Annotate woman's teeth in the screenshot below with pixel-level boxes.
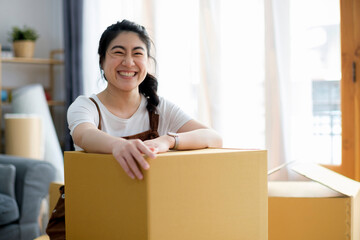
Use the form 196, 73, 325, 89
119, 71, 136, 77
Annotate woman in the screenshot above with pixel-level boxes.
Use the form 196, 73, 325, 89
67, 19, 222, 180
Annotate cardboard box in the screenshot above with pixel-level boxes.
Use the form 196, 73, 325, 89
64, 148, 268, 240
268, 162, 360, 240
48, 181, 63, 216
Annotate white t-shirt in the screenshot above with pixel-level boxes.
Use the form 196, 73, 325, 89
67, 94, 192, 150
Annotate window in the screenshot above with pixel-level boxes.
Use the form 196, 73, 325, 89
287, 0, 341, 165
333, 0, 360, 180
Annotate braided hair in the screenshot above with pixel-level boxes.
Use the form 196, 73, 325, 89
98, 19, 159, 113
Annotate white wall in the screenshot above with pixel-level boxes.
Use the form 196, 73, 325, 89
0, 0, 64, 89
0, 0, 65, 149
0, 0, 64, 58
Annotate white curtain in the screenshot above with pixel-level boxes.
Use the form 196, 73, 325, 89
266, 0, 341, 180
82, 0, 341, 178
219, 1, 265, 149
82, 0, 152, 97
153, 0, 202, 120
265, 0, 290, 178
81, 0, 282, 171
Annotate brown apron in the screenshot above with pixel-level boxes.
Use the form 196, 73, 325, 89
89, 97, 160, 140
46, 97, 159, 240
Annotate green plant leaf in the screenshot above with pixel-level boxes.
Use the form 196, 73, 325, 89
8, 25, 39, 42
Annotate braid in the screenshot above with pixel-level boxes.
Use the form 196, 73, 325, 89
139, 73, 159, 113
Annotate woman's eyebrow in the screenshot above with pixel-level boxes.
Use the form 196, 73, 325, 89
110, 45, 125, 50
133, 46, 145, 51
110, 45, 145, 51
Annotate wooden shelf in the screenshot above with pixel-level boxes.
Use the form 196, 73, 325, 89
0, 47, 65, 152
1, 57, 63, 65
1, 100, 64, 107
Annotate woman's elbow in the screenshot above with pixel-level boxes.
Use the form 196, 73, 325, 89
208, 130, 223, 148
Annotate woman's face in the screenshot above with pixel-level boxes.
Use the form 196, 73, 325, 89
103, 31, 148, 93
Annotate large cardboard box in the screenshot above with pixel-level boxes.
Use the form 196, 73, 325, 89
268, 162, 360, 240
64, 148, 267, 240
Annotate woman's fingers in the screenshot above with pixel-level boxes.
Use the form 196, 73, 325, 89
137, 141, 157, 159
123, 150, 144, 180
113, 139, 156, 180
130, 146, 150, 170
116, 155, 136, 179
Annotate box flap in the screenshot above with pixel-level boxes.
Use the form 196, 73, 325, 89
291, 162, 360, 197
268, 161, 295, 175
268, 181, 345, 198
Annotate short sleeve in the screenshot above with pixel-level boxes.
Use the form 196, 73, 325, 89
157, 97, 192, 135
67, 95, 99, 135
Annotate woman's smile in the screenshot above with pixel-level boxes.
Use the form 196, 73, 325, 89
118, 71, 137, 77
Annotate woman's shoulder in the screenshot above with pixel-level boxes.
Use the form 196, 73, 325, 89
156, 96, 184, 114
157, 96, 169, 112
72, 94, 97, 103
69, 95, 98, 110
157, 95, 175, 108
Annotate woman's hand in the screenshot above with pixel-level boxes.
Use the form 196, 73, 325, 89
144, 135, 174, 153
111, 139, 157, 180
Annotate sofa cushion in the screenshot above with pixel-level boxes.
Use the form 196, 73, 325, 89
0, 193, 19, 226
0, 163, 16, 198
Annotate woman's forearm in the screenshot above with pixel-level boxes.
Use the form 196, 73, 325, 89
176, 128, 223, 150
74, 121, 223, 154
73, 124, 125, 153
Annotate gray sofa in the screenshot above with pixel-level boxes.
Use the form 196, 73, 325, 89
0, 154, 56, 240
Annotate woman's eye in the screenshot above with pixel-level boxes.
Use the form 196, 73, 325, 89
134, 52, 143, 56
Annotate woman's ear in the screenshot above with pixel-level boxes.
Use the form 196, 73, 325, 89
99, 62, 106, 80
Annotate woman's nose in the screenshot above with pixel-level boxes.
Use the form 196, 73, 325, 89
122, 55, 134, 66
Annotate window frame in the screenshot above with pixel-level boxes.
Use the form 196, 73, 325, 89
323, 0, 360, 180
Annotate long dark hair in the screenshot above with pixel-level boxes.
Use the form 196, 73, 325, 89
98, 19, 159, 113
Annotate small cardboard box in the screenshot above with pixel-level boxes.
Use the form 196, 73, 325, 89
48, 181, 63, 216
268, 162, 360, 240
64, 148, 268, 240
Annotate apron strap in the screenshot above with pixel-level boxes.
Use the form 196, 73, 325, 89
89, 97, 160, 140
89, 97, 102, 130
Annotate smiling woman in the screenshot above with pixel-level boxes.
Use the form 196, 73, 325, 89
102, 31, 149, 97
67, 20, 222, 180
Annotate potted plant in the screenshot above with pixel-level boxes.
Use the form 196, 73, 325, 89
8, 26, 39, 58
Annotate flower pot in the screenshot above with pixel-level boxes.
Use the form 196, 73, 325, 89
13, 40, 35, 58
